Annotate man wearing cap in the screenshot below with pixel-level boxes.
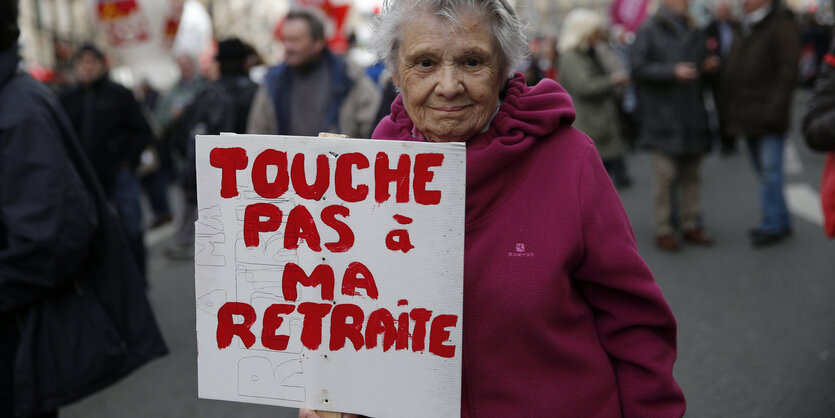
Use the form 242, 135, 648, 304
246, 9, 380, 138
60, 43, 152, 277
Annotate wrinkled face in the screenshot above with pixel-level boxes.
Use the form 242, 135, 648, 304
742, 0, 769, 14
282, 18, 325, 67
393, 10, 504, 143
75, 51, 105, 84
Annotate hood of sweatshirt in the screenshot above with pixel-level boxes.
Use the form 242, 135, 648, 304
372, 73, 576, 224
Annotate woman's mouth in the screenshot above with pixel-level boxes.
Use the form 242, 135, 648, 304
431, 105, 468, 113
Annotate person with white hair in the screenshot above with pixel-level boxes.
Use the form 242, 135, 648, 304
558, 8, 633, 188
302, 0, 686, 416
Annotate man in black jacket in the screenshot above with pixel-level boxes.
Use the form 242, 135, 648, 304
1, 3, 166, 415
0, 6, 96, 416
60, 43, 151, 277
631, 0, 719, 251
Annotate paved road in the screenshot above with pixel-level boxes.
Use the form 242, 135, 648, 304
64, 93, 834, 418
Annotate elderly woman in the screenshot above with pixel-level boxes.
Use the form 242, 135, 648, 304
304, 0, 685, 416
558, 8, 633, 188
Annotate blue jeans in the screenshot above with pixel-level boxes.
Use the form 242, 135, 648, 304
141, 167, 172, 220
746, 135, 792, 234
108, 168, 146, 279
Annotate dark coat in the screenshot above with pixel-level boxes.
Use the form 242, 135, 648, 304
175, 73, 257, 203
60, 74, 151, 192
720, 5, 800, 137
0, 48, 167, 416
702, 19, 737, 91
803, 36, 835, 152
630, 8, 712, 156
219, 73, 258, 135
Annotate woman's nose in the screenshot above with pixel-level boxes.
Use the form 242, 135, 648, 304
433, 66, 464, 98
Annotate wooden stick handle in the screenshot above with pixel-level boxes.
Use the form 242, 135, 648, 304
315, 411, 342, 418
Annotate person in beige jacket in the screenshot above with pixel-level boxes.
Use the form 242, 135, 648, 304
247, 9, 380, 138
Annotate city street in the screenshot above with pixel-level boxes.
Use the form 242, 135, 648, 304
64, 92, 834, 418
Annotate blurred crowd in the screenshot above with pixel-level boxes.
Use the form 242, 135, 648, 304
9, 0, 833, 263
513, 0, 832, 250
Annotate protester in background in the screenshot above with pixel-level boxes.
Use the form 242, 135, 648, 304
374, 71, 399, 128
721, 0, 800, 247
540, 35, 559, 81
60, 43, 152, 278
1, 2, 166, 415
247, 9, 380, 138
166, 38, 260, 259
135, 78, 173, 231
803, 36, 835, 238
799, 13, 831, 87
155, 55, 206, 132
213, 39, 260, 135
559, 9, 633, 188
704, 0, 738, 155
300, 0, 688, 416
152, 54, 206, 226
630, 0, 718, 251
609, 27, 641, 150
522, 35, 559, 87
523, 37, 546, 86
804, 42, 835, 153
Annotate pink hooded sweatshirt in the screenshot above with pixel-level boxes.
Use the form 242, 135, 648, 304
373, 74, 686, 417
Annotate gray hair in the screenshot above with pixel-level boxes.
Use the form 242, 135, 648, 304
369, 0, 528, 76
558, 9, 603, 53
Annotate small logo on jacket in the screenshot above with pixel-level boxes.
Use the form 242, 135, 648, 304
508, 242, 534, 257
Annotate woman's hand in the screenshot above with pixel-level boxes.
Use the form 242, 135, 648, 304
298, 408, 359, 418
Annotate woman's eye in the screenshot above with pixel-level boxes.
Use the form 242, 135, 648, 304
419, 59, 433, 68
464, 58, 481, 67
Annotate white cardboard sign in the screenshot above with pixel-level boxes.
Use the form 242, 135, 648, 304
194, 134, 466, 418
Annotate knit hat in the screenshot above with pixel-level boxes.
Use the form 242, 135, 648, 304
215, 38, 254, 62
74, 43, 106, 62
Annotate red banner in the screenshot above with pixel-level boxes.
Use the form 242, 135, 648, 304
96, 0, 151, 47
